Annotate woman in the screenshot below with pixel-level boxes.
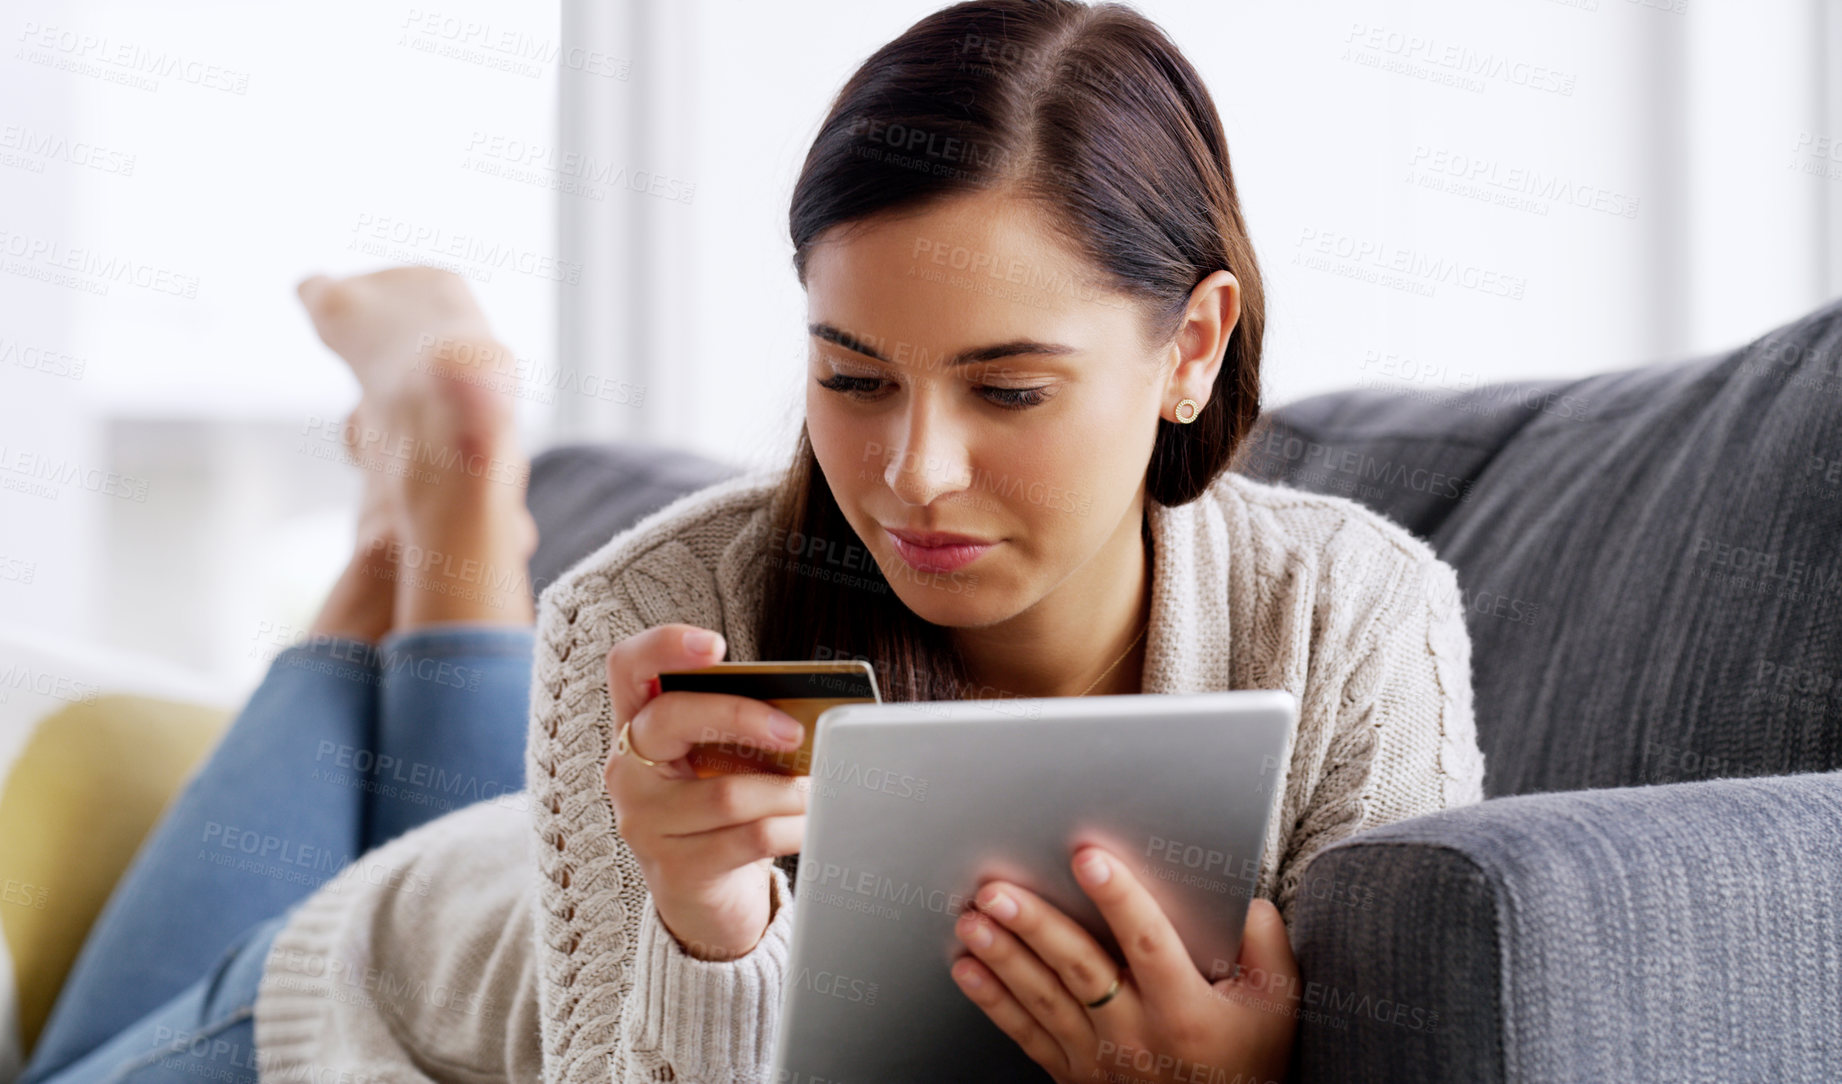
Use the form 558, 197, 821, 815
21, 2, 1486, 1082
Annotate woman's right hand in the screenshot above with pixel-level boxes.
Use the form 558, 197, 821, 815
602, 624, 811, 961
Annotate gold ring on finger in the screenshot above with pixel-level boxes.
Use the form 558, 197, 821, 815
1083, 974, 1122, 1010
616, 719, 666, 767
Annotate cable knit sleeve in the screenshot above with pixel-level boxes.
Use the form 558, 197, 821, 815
527, 499, 798, 1084
1272, 555, 1488, 923
615, 865, 796, 1082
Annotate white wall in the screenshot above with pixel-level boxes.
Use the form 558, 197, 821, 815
569, 0, 1842, 470
1, 0, 558, 694
5, 0, 1839, 693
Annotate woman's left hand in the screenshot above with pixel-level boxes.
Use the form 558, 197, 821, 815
950, 845, 1299, 1084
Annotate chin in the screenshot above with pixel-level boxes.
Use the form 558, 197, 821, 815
876, 563, 1014, 628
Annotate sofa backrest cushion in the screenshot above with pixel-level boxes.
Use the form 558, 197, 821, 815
526, 440, 742, 600
1242, 299, 1842, 797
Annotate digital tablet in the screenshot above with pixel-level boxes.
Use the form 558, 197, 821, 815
768, 689, 1297, 1083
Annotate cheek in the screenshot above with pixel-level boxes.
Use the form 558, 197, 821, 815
1004, 383, 1153, 539
1017, 387, 1143, 486
809, 397, 898, 509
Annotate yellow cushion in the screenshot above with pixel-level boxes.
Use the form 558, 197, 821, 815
0, 695, 231, 1054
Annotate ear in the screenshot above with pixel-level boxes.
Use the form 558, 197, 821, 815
1160, 270, 1240, 422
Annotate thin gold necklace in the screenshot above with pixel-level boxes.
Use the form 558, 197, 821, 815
1077, 617, 1149, 696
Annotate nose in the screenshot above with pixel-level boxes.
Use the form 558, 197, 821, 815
881, 380, 971, 506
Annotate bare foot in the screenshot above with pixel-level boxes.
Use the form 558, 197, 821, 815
298, 266, 538, 630
297, 267, 497, 398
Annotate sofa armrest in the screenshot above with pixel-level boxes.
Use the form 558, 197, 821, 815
1285, 770, 1842, 1084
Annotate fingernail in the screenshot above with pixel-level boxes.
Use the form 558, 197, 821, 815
955, 964, 983, 989
979, 890, 1018, 922
769, 712, 803, 744
1076, 852, 1111, 886
685, 629, 723, 654
959, 916, 993, 949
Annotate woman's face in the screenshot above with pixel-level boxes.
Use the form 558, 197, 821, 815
803, 187, 1222, 629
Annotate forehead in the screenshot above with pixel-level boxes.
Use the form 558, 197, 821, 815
804, 189, 1137, 353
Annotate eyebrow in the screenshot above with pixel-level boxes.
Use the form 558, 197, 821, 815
808, 322, 1078, 367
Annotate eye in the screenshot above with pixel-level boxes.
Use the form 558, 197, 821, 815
979, 385, 1054, 410
815, 368, 1057, 410
816, 373, 886, 398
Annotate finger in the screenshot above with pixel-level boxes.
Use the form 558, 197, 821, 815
604, 624, 727, 729
949, 955, 1070, 1079
658, 812, 806, 879
652, 771, 811, 837
971, 880, 1122, 1010
1215, 897, 1299, 1010
954, 906, 1098, 1055
1071, 845, 1208, 1017
629, 689, 806, 768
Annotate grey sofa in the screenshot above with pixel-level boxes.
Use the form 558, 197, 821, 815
522, 297, 1842, 1083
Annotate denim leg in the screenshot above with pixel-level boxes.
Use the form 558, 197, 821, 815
22, 639, 379, 1082
24, 910, 289, 1084
365, 622, 533, 848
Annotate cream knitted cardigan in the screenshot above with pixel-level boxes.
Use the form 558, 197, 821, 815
253, 466, 1487, 1084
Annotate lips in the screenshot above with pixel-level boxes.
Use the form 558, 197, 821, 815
883, 527, 997, 573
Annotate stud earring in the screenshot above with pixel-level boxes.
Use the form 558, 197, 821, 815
1174, 397, 1200, 424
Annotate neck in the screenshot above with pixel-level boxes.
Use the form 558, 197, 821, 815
953, 503, 1153, 699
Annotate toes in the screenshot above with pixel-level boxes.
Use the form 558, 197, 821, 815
296, 273, 335, 310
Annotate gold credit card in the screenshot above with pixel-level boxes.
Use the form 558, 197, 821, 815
654, 660, 881, 777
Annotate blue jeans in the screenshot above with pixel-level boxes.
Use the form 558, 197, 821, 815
18, 624, 535, 1084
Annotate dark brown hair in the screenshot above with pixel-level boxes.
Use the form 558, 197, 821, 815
759, 0, 1266, 704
